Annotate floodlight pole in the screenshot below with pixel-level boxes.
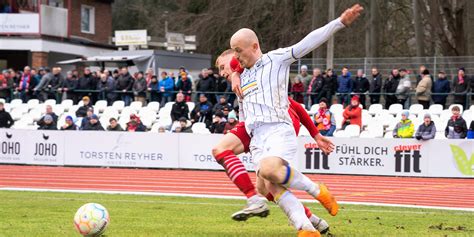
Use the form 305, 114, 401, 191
326, 0, 335, 69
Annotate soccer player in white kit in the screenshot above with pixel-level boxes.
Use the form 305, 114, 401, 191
230, 4, 363, 237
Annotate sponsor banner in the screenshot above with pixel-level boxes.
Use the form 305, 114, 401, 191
63, 131, 179, 168
178, 133, 254, 171
298, 137, 430, 177
25, 130, 64, 165
0, 14, 39, 34
115, 30, 148, 46
0, 129, 29, 164
0, 129, 64, 165
427, 140, 474, 178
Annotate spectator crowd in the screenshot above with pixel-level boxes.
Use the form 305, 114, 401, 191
0, 63, 474, 138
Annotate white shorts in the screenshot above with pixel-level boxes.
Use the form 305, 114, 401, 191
249, 122, 297, 172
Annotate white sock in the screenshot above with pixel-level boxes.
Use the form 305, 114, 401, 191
276, 190, 315, 231
247, 194, 261, 203
309, 214, 321, 225
282, 166, 320, 197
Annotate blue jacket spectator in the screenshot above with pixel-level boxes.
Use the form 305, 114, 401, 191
432, 71, 450, 109
337, 67, 353, 105
159, 72, 175, 98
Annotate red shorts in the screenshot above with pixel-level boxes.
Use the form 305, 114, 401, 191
229, 122, 251, 153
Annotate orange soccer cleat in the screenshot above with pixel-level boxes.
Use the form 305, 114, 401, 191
297, 230, 321, 237
315, 182, 339, 216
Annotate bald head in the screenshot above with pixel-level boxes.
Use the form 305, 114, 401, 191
230, 28, 262, 69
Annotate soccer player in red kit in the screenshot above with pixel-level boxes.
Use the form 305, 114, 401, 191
212, 51, 334, 233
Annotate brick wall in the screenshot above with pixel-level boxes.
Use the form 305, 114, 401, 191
31, 52, 49, 68
69, 0, 113, 44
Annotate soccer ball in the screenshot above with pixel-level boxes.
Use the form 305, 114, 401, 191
73, 203, 110, 237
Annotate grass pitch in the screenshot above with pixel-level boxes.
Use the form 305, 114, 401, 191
0, 191, 472, 237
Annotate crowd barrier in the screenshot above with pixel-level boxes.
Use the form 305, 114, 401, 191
0, 129, 472, 178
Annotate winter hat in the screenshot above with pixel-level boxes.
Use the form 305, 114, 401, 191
300, 65, 308, 71
44, 114, 53, 122
91, 114, 99, 120
130, 114, 139, 120
458, 67, 466, 72
179, 117, 187, 123
401, 111, 409, 117
351, 95, 360, 102
228, 111, 237, 120
65, 116, 73, 121
424, 113, 431, 119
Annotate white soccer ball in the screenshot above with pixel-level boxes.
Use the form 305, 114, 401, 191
73, 203, 110, 237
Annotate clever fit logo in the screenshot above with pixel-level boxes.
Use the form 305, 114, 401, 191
304, 143, 329, 170
393, 144, 421, 173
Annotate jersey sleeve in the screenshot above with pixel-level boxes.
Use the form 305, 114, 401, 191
289, 97, 319, 137
273, 18, 345, 65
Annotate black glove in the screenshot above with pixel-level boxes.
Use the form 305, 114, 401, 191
416, 135, 422, 140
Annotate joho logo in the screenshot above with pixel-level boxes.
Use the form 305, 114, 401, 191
304, 143, 329, 170
1, 141, 20, 155
34, 143, 57, 156
393, 145, 421, 173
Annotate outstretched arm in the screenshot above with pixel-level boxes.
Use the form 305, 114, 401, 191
288, 97, 319, 137
285, 4, 363, 62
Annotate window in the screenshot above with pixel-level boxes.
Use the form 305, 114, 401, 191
81, 5, 95, 34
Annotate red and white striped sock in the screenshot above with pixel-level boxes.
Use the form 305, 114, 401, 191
215, 150, 257, 198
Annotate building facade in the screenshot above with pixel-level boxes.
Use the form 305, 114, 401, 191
0, 0, 115, 70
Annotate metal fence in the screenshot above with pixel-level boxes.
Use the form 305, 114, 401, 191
291, 56, 474, 79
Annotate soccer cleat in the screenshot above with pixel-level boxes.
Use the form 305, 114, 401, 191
315, 182, 339, 216
297, 230, 321, 237
231, 198, 270, 221
311, 217, 329, 234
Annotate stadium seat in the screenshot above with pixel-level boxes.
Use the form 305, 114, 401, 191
112, 101, 125, 112
19, 114, 35, 125
12, 120, 29, 129
164, 102, 175, 110
366, 122, 384, 138
102, 107, 119, 120
186, 102, 195, 112
9, 99, 23, 109
384, 132, 393, 139
448, 104, 463, 114
52, 104, 65, 116
428, 104, 443, 116
69, 105, 79, 115
120, 107, 135, 119
99, 117, 110, 128
329, 104, 343, 114
10, 108, 24, 121
470, 105, 474, 112
157, 117, 173, 128
192, 122, 207, 131
147, 101, 161, 113
409, 104, 424, 116
15, 104, 29, 114
61, 99, 74, 112
368, 104, 383, 116
388, 104, 403, 115
26, 99, 40, 110
359, 131, 372, 138
299, 103, 306, 110
435, 132, 446, 139
333, 130, 350, 138
94, 100, 108, 113
334, 111, 344, 130
129, 101, 143, 111
462, 110, 472, 125
298, 126, 311, 137
77, 100, 84, 107
362, 110, 372, 127
44, 99, 57, 106
344, 124, 361, 137
28, 108, 43, 121
308, 104, 320, 115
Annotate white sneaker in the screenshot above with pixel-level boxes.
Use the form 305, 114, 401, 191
231, 197, 270, 221
311, 215, 329, 234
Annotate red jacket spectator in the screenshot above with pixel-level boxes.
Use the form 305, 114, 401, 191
291, 77, 304, 103
342, 96, 362, 128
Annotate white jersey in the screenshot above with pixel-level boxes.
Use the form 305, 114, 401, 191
240, 17, 345, 132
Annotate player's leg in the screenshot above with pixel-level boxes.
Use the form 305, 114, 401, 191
257, 176, 329, 233
211, 125, 269, 221
257, 123, 338, 216
212, 133, 255, 198
263, 179, 320, 236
